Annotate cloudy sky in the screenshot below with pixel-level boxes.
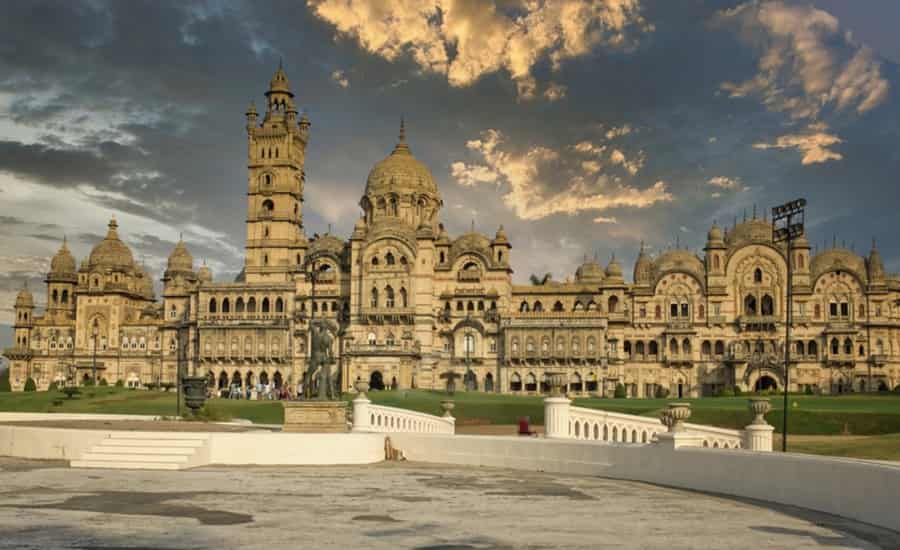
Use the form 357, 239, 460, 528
1, 0, 899, 333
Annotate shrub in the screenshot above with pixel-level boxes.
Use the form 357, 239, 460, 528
614, 383, 627, 399
804, 385, 814, 395
184, 404, 231, 422
47, 381, 59, 391
654, 386, 669, 399
99, 378, 108, 386
115, 379, 124, 388
732, 386, 743, 397
24, 378, 37, 392
82, 378, 95, 387
0, 371, 13, 392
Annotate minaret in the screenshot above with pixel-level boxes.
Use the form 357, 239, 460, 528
244, 64, 310, 282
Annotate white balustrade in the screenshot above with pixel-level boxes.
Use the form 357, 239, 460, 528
563, 405, 746, 449
352, 398, 455, 435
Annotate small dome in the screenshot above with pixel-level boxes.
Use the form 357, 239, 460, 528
166, 238, 194, 274
492, 225, 509, 244
726, 219, 773, 247
88, 217, 135, 271
812, 247, 867, 283
364, 121, 439, 199
654, 249, 706, 284
450, 232, 492, 264
50, 237, 77, 276
707, 223, 724, 244
198, 266, 212, 283
605, 255, 624, 280
15, 285, 34, 308
437, 223, 451, 244
868, 241, 885, 281
633, 242, 652, 285
309, 233, 345, 256
575, 258, 605, 284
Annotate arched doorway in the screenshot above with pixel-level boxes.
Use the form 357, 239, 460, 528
463, 370, 477, 391
218, 371, 228, 389
273, 371, 283, 389
755, 375, 777, 392
484, 373, 494, 392
369, 370, 385, 391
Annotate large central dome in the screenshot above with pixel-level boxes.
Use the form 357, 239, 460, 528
88, 218, 135, 271
364, 122, 438, 198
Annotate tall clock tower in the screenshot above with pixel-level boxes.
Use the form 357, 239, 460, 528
244, 65, 310, 282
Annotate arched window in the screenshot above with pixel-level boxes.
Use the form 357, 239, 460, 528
262, 297, 270, 313
649, 341, 658, 355
222, 297, 230, 313
399, 287, 407, 308
61, 289, 68, 303
236, 297, 245, 313
754, 268, 763, 283
386, 286, 395, 308
761, 294, 774, 315
714, 340, 724, 356
52, 289, 58, 303
370, 287, 379, 308
533, 301, 543, 312
456, 301, 463, 311
511, 338, 519, 353
830, 338, 839, 355
371, 256, 379, 266
843, 338, 852, 355
386, 252, 395, 265
467, 301, 474, 311
682, 338, 691, 354
573, 301, 583, 312
439, 251, 446, 263
624, 340, 632, 356
247, 297, 257, 313
464, 334, 475, 354
209, 298, 217, 313
520, 301, 529, 312
553, 301, 563, 312
367, 332, 376, 345
701, 340, 711, 357
808, 340, 818, 357
386, 332, 395, 346
744, 294, 757, 315
608, 295, 619, 313
669, 338, 679, 355
389, 197, 398, 216
261, 199, 274, 213
275, 297, 284, 313
477, 300, 484, 311
526, 338, 535, 352
795, 341, 805, 355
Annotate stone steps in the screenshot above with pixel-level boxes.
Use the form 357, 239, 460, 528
71, 432, 210, 471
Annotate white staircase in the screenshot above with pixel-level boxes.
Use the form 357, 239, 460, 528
71, 432, 211, 470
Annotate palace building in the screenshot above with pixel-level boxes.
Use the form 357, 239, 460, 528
5, 67, 900, 397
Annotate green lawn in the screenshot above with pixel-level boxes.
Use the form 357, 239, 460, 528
2, 387, 900, 437
784, 434, 900, 462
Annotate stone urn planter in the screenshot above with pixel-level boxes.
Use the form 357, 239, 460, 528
181, 375, 208, 415
665, 402, 692, 432
748, 398, 771, 425
354, 379, 370, 400
547, 372, 567, 397
440, 399, 455, 418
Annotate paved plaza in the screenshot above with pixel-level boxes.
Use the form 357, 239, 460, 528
0, 457, 896, 549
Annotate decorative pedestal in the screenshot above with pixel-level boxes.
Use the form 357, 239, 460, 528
544, 396, 571, 439
744, 423, 775, 452
656, 432, 704, 449
283, 401, 348, 433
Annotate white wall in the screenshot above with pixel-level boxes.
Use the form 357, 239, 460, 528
207, 432, 384, 465
389, 433, 900, 532
0, 425, 110, 460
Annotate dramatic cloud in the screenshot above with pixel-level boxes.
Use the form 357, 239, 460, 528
707, 176, 741, 189
753, 125, 843, 165
308, 0, 653, 99
451, 129, 671, 221
717, 1, 889, 121
543, 82, 568, 102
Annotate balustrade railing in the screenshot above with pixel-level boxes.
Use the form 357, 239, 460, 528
351, 391, 455, 435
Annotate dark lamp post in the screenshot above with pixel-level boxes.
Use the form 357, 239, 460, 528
772, 198, 806, 453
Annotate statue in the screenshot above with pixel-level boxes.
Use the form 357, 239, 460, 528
304, 322, 336, 400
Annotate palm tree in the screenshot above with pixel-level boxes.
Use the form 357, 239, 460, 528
529, 273, 552, 285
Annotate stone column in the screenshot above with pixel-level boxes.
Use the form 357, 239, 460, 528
744, 398, 774, 452
351, 380, 371, 432
544, 372, 571, 439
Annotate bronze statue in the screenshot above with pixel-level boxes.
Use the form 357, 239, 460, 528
304, 322, 336, 400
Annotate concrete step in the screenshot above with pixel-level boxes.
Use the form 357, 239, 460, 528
79, 452, 190, 464
71, 460, 183, 470
100, 438, 206, 448
88, 446, 198, 456
106, 431, 211, 440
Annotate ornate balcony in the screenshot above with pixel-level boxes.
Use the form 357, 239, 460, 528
738, 315, 778, 332
345, 342, 420, 357
360, 307, 415, 325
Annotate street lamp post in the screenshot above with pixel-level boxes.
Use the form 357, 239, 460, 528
91, 321, 99, 386
772, 198, 806, 453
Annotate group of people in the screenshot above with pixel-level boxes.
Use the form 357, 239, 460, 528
211, 381, 302, 401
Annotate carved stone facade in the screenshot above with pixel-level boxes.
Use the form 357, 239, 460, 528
5, 68, 900, 397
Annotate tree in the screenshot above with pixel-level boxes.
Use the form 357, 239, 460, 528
24, 378, 37, 392
0, 370, 10, 392
654, 385, 669, 398
529, 273, 552, 285
614, 383, 627, 398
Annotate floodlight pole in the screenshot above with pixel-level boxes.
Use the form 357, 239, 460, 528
772, 199, 806, 453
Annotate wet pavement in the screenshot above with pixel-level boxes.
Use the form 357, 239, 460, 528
0, 457, 896, 549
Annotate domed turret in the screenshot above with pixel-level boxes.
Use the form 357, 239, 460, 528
575, 256, 605, 284
492, 225, 509, 245
197, 263, 212, 283
707, 222, 724, 246
868, 240, 885, 282
725, 218, 773, 248
87, 217, 135, 271
49, 237, 77, 277
166, 237, 194, 275
14, 284, 34, 308
268, 65, 292, 95
605, 254, 624, 283
633, 242, 652, 285
655, 249, 706, 284
811, 246, 867, 284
